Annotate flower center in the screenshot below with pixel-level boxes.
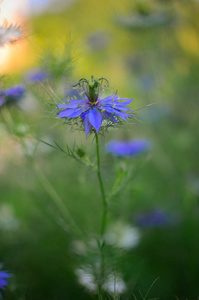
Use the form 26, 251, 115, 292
72, 75, 109, 104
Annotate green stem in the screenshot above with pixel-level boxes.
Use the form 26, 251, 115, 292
95, 132, 108, 237
20, 137, 84, 240
33, 166, 83, 239
1, 107, 14, 134
95, 131, 108, 289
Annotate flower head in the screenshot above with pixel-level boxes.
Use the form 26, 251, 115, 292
28, 70, 49, 83
0, 270, 11, 298
0, 91, 5, 107
56, 76, 134, 136
0, 23, 21, 47
75, 265, 126, 295
0, 85, 25, 109
105, 222, 140, 250
136, 210, 170, 228
5, 85, 25, 100
105, 139, 151, 157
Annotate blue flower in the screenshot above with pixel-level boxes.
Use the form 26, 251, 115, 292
139, 104, 172, 125
0, 91, 5, 107
28, 71, 49, 82
57, 76, 134, 136
0, 270, 11, 298
5, 85, 25, 101
105, 139, 151, 157
136, 210, 170, 228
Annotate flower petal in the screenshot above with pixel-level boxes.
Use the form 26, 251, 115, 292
100, 106, 132, 120
100, 104, 131, 111
88, 107, 103, 132
57, 108, 78, 118
67, 109, 83, 119
83, 113, 92, 136
113, 105, 132, 111
57, 103, 78, 109
102, 111, 117, 122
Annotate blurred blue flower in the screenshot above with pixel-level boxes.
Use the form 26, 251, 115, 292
28, 71, 49, 83
139, 104, 172, 124
0, 91, 5, 107
0, 270, 11, 298
140, 75, 155, 91
136, 210, 170, 228
5, 85, 25, 102
105, 139, 151, 157
57, 96, 133, 136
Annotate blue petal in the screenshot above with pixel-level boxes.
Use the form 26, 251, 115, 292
88, 107, 103, 132
67, 109, 83, 119
99, 106, 116, 114
81, 109, 89, 119
114, 110, 132, 120
102, 111, 117, 122
0, 278, 7, 288
57, 108, 78, 118
57, 103, 78, 109
69, 99, 88, 104
0, 272, 11, 278
97, 95, 118, 104
100, 104, 131, 111
114, 105, 132, 111
101, 106, 132, 120
83, 113, 92, 136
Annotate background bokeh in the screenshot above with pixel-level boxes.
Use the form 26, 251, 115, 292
1, 0, 199, 299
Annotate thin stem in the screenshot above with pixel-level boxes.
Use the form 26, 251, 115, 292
19, 136, 84, 240
95, 131, 108, 291
33, 166, 83, 239
95, 131, 108, 237
1, 107, 14, 133
84, 155, 97, 170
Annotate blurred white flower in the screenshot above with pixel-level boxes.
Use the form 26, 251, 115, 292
0, 204, 19, 230
105, 222, 140, 250
102, 273, 126, 294
70, 240, 87, 256
0, 23, 21, 47
75, 266, 126, 295
75, 267, 97, 292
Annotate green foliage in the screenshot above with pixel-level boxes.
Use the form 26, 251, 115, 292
39, 41, 74, 82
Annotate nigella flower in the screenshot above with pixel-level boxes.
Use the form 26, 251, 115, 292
0, 91, 5, 107
56, 76, 134, 136
136, 210, 171, 228
0, 270, 11, 298
105, 139, 151, 157
5, 85, 25, 99
0, 23, 21, 47
5, 85, 25, 103
27, 70, 49, 83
